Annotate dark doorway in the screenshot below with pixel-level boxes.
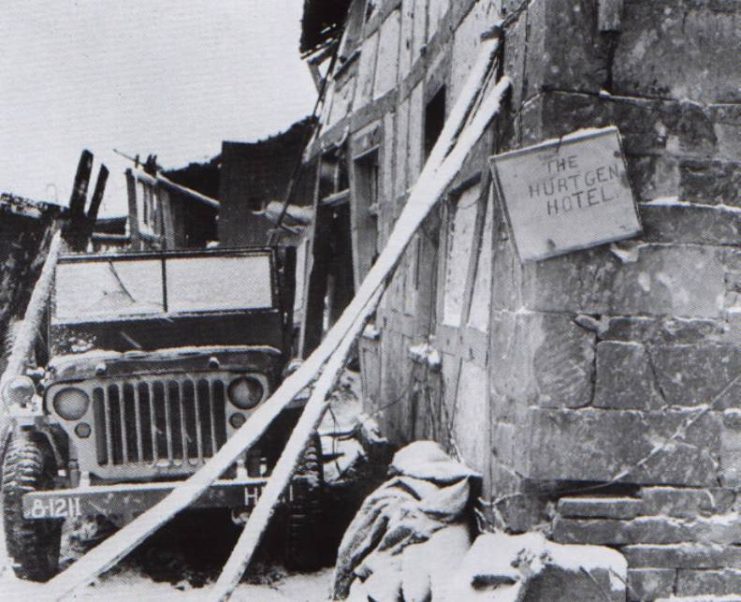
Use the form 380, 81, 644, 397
302, 200, 355, 356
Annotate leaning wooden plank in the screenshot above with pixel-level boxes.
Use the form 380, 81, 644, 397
0, 229, 62, 388
0, 230, 62, 447
44, 39, 503, 600
212, 288, 382, 601
211, 74, 513, 602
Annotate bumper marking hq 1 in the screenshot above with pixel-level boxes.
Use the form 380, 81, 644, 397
22, 478, 269, 520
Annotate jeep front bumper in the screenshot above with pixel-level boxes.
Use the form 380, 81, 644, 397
22, 477, 268, 521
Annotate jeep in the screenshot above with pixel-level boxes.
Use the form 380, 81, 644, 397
1, 246, 322, 581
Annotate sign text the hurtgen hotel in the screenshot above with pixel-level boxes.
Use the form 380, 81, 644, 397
490, 127, 641, 262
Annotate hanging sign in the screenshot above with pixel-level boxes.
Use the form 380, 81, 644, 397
489, 126, 641, 262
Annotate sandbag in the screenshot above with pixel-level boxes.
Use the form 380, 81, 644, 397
332, 441, 480, 600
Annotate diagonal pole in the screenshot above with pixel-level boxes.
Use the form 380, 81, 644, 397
45, 38, 504, 600
0, 229, 63, 454
211, 74, 512, 601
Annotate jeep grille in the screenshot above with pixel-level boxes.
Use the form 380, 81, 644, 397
93, 376, 229, 467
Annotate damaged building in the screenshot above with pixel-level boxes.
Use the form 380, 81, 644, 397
298, 0, 741, 599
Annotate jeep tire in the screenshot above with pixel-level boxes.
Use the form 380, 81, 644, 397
284, 433, 324, 571
2, 432, 63, 582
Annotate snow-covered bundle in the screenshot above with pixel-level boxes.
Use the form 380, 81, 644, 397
332, 441, 481, 600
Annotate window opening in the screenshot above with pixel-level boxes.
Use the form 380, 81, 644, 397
424, 86, 446, 159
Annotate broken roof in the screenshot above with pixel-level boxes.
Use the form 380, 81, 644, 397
300, 0, 352, 55
0, 192, 64, 220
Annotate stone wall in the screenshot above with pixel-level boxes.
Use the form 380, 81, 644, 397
490, 0, 740, 598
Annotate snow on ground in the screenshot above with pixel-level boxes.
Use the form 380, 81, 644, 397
0, 560, 332, 601
0, 502, 339, 601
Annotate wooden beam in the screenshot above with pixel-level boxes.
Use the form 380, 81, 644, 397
212, 288, 383, 601
86, 164, 109, 223
125, 169, 141, 251
213, 75, 512, 602
0, 230, 63, 451
68, 150, 93, 220
44, 38, 506, 600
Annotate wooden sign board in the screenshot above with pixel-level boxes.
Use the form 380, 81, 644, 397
489, 127, 641, 262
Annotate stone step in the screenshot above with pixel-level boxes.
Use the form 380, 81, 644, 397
629, 568, 741, 601
553, 514, 741, 546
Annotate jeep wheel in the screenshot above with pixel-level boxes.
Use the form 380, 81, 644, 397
2, 432, 62, 582
284, 433, 324, 571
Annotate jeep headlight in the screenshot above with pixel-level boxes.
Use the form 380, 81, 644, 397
3, 376, 35, 408
228, 376, 264, 410
53, 387, 90, 420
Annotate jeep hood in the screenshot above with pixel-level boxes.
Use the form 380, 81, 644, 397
47, 345, 282, 382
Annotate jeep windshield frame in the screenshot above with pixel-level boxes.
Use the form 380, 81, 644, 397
52, 247, 278, 325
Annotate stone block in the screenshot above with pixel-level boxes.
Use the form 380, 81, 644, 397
601, 316, 730, 346
679, 158, 741, 208
524, 244, 727, 320
639, 203, 741, 246
490, 311, 595, 410
676, 569, 741, 597
623, 544, 741, 569
627, 568, 676, 602
721, 449, 741, 489
594, 341, 664, 410
641, 487, 737, 518
521, 565, 625, 602
448, 533, 626, 602
553, 517, 691, 545
525, 0, 611, 97
693, 513, 741, 546
625, 154, 680, 203
531, 91, 611, 141
613, 1, 741, 103
721, 418, 741, 489
711, 104, 741, 162
649, 343, 741, 408
521, 408, 723, 486
726, 249, 741, 276
532, 313, 596, 409
489, 311, 539, 408
552, 516, 716, 546
533, 92, 735, 161
557, 496, 644, 519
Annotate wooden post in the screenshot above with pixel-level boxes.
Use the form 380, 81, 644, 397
44, 39, 507, 600
0, 230, 63, 454
65, 150, 97, 251
86, 164, 109, 224
125, 168, 142, 250
68, 150, 93, 220
66, 164, 109, 253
